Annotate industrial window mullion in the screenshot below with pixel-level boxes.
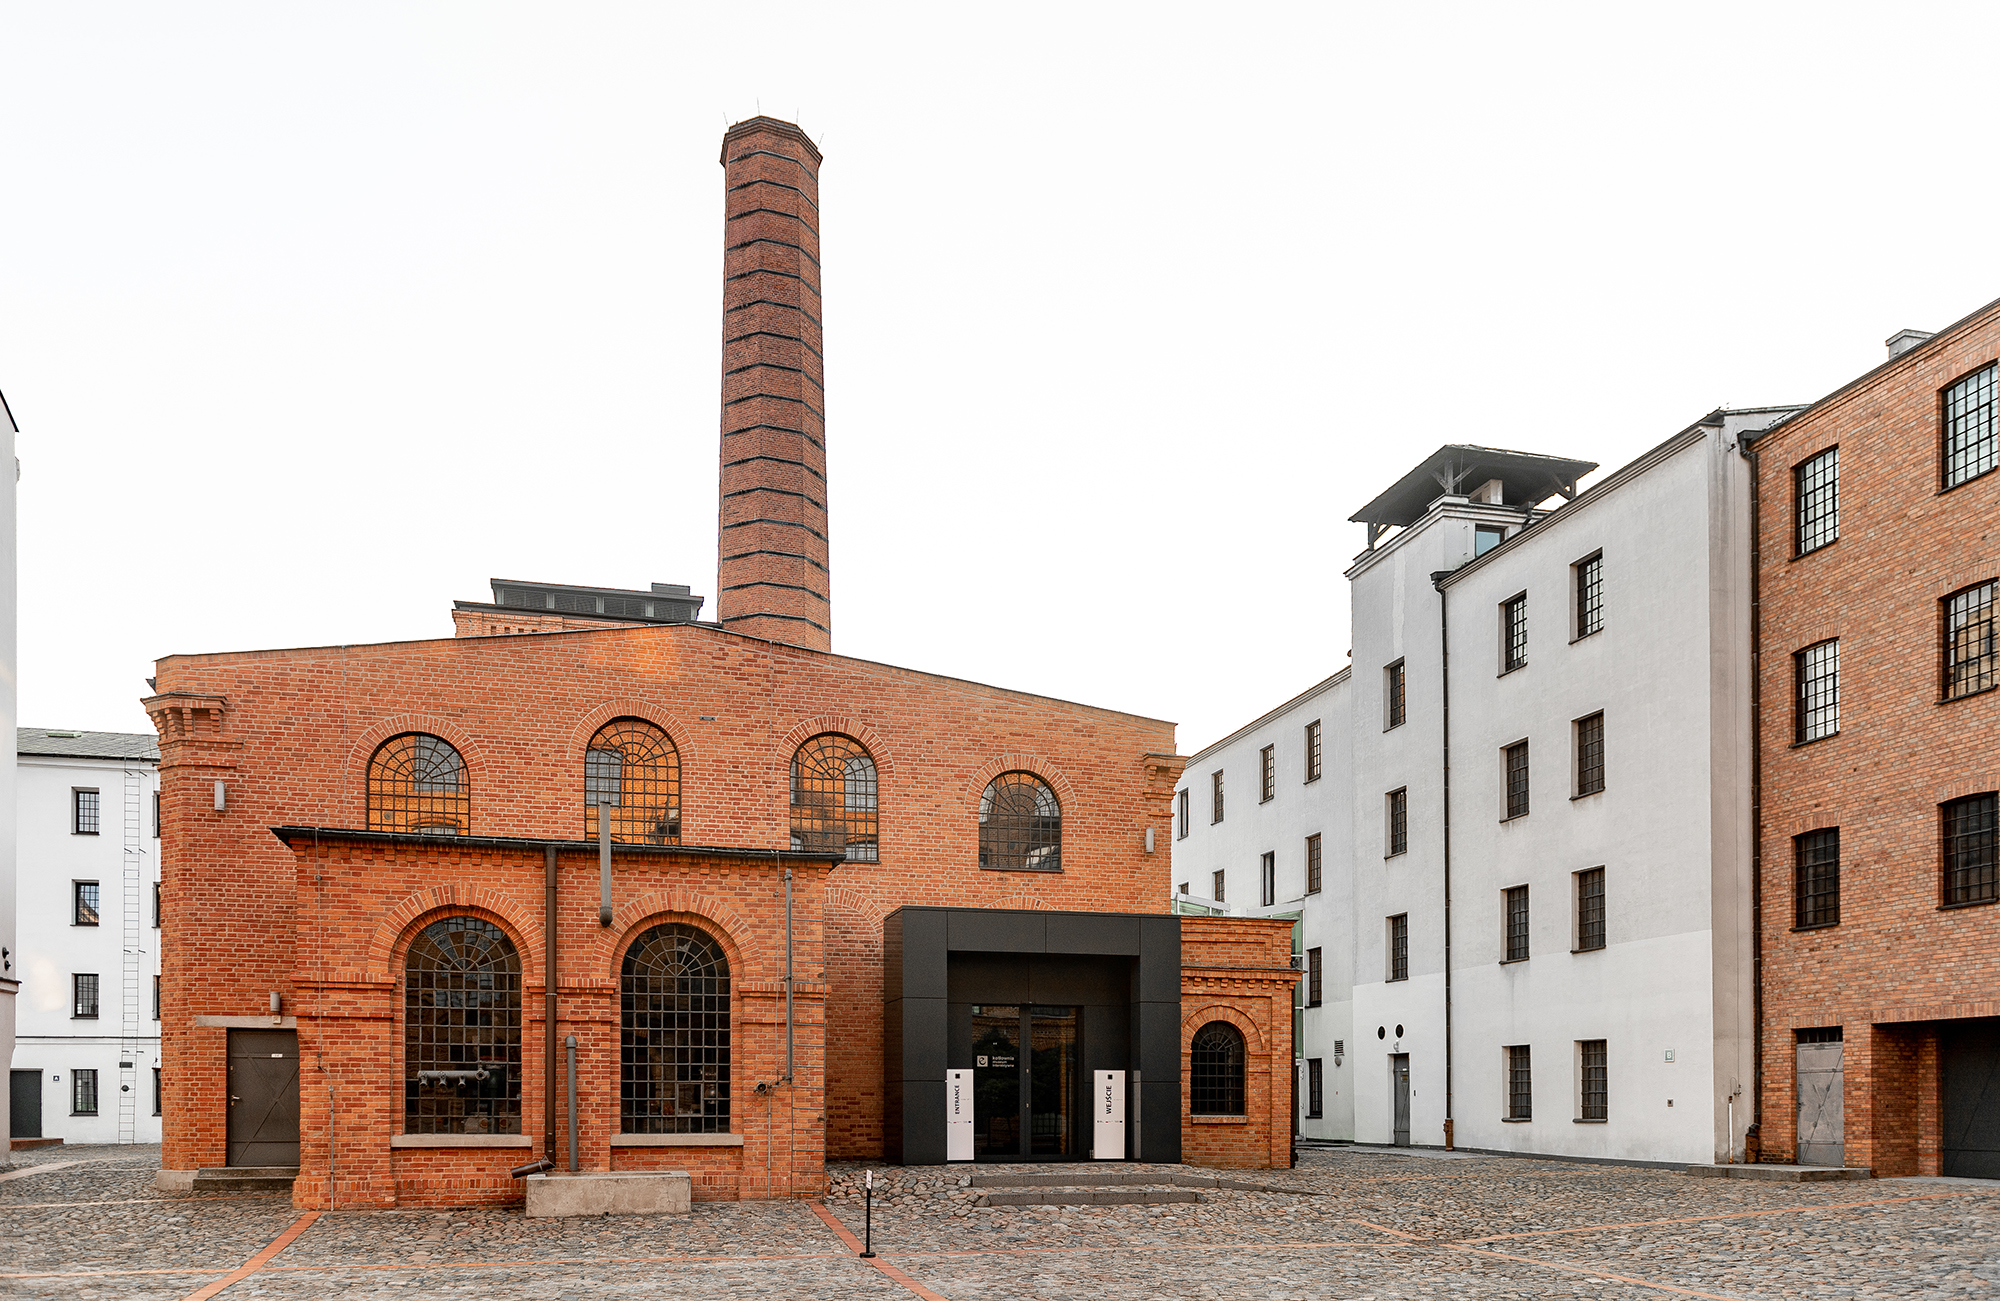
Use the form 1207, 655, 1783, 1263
1943, 364, 1998, 489
1305, 833, 1322, 894
1502, 595, 1528, 672
1260, 746, 1276, 802
1575, 713, 1604, 796
1795, 640, 1840, 743
1504, 885, 1530, 961
1389, 914, 1409, 982
1943, 580, 1997, 700
1943, 793, 1998, 906
1507, 1045, 1533, 1120
1575, 868, 1605, 951
1504, 742, 1530, 819
1388, 788, 1408, 856
1580, 1040, 1607, 1120
1575, 553, 1603, 638
1794, 828, 1841, 927
1304, 719, 1322, 781
1793, 447, 1839, 555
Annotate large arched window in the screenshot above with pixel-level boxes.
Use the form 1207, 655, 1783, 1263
791, 734, 879, 862
584, 719, 680, 844
1190, 1020, 1246, 1116
979, 772, 1061, 871
404, 917, 521, 1134
621, 924, 730, 1133
369, 734, 470, 834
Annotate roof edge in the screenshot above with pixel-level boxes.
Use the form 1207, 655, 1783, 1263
1185, 666, 1352, 766
269, 825, 844, 862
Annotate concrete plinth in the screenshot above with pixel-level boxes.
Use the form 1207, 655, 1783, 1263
1685, 1163, 1871, 1181
524, 1171, 691, 1217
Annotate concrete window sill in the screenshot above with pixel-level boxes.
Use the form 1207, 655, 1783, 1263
390, 1134, 533, 1148
609, 1133, 745, 1147
1573, 1118, 1608, 1124
1938, 896, 1998, 912
1498, 957, 1529, 966
1500, 1117, 1532, 1123
1191, 1114, 1249, 1125
1570, 789, 1603, 802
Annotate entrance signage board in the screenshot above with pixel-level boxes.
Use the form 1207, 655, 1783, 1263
1092, 1069, 1125, 1159
946, 1069, 973, 1161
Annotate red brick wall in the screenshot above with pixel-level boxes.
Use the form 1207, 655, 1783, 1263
1180, 916, 1298, 1169
451, 609, 645, 638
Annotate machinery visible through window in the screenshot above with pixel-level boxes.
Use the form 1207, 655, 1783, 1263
404, 917, 521, 1135
621, 924, 731, 1134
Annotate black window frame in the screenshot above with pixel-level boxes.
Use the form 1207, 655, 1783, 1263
73, 880, 100, 927
1504, 885, 1530, 962
1306, 1057, 1324, 1119
72, 1068, 99, 1116
1306, 946, 1323, 1007
1575, 867, 1605, 952
1794, 827, 1841, 929
153, 973, 162, 1021
1385, 661, 1406, 730
1259, 745, 1276, 803
74, 972, 100, 1019
1211, 868, 1225, 903
1506, 1045, 1533, 1120
790, 733, 877, 863
1575, 712, 1605, 797
72, 788, 100, 836
1942, 793, 1998, 908
1793, 446, 1839, 556
1574, 551, 1604, 639
1189, 1021, 1246, 1116
1260, 851, 1276, 907
1942, 362, 1998, 491
153, 790, 161, 838
1943, 579, 1997, 702
620, 922, 732, 1135
403, 916, 523, 1136
1579, 1039, 1607, 1121
977, 772, 1063, 873
153, 1066, 163, 1117
1305, 833, 1322, 895
1503, 741, 1530, 820
1304, 719, 1323, 782
1177, 789, 1189, 840
1387, 787, 1408, 857
1795, 639, 1840, 744
153, 882, 161, 928
1211, 770, 1224, 824
1501, 594, 1528, 674
1388, 914, 1409, 982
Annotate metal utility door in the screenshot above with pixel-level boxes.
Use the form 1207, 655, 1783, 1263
1795, 1042, 1844, 1167
10, 1070, 42, 1139
1391, 1055, 1411, 1147
227, 1030, 300, 1167
1942, 1020, 2000, 1179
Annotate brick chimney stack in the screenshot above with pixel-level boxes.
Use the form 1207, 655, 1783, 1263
715, 117, 831, 652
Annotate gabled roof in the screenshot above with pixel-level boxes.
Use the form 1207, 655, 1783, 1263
1349, 445, 1598, 527
19, 728, 160, 762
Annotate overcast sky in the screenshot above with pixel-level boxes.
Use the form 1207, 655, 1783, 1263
4, 3, 1997, 754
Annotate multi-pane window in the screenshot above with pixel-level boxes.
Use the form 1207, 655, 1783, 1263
1794, 447, 1839, 555
73, 789, 100, 835
73, 1069, 99, 1116
1502, 595, 1528, 672
1943, 793, 1998, 907
405, 917, 522, 1135
589, 719, 683, 845
1796, 640, 1840, 742
1386, 661, 1406, 729
1575, 867, 1605, 952
1575, 553, 1604, 637
791, 733, 878, 861
1388, 788, 1408, 856
1507, 1045, 1533, 1120
1211, 771, 1225, 824
369, 733, 470, 835
153, 882, 161, 928
153, 974, 161, 1020
1504, 741, 1530, 819
1306, 946, 1323, 1006
74, 973, 99, 1018
1212, 869, 1226, 903
1575, 713, 1605, 796
153, 791, 161, 838
1260, 851, 1276, 907
1944, 364, 1997, 488
979, 773, 1062, 871
1945, 581, 1997, 700
1579, 1040, 1608, 1121
1389, 914, 1409, 981
1177, 789, 1189, 839
1305, 720, 1322, 781
1307, 1058, 1324, 1119
622, 923, 731, 1134
1795, 828, 1841, 928
1306, 833, 1323, 894
1189, 1021, 1246, 1115
73, 881, 100, 926
1260, 746, 1276, 802
1504, 885, 1530, 961
153, 1067, 163, 1117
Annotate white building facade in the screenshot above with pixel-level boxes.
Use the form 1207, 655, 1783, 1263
0, 392, 16, 1160
11, 730, 162, 1144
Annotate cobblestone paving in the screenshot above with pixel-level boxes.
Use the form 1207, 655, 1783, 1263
3, 1145, 1996, 1299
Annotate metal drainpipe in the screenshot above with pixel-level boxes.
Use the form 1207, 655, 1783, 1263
597, 810, 613, 927
783, 867, 795, 1082
544, 845, 558, 1167
566, 1034, 579, 1173
1432, 568, 1456, 1151
1742, 435, 1766, 1161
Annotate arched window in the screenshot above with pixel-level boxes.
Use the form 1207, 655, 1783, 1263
621, 924, 730, 1133
791, 734, 879, 862
979, 772, 1061, 871
369, 734, 470, 834
404, 917, 521, 1134
1190, 1020, 1246, 1116
584, 719, 680, 844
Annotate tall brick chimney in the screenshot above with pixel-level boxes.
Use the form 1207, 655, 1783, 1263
716, 117, 831, 652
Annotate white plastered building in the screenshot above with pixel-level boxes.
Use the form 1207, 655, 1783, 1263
0, 393, 15, 1160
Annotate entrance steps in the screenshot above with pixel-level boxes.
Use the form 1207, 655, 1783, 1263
969, 1168, 1305, 1207
192, 1166, 298, 1193
1686, 1163, 1871, 1181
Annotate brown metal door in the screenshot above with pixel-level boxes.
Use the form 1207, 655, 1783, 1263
1796, 1042, 1844, 1167
227, 1030, 300, 1167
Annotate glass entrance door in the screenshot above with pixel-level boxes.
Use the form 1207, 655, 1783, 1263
971, 1005, 1021, 1157
1029, 1006, 1077, 1156
969, 1004, 1080, 1158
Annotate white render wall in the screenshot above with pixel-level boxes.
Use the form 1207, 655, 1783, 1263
12, 752, 162, 1144
0, 396, 16, 1159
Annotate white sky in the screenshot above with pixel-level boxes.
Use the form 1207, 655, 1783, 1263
3, 3, 1997, 754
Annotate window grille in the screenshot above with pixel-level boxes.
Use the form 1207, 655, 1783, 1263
1386, 662, 1406, 729
404, 917, 522, 1135
1505, 885, 1530, 961
586, 719, 682, 845
1576, 867, 1605, 952
1190, 1021, 1246, 1115
1945, 581, 1997, 700
1943, 793, 1998, 907
1794, 447, 1839, 554
1307, 946, 1323, 1006
1305, 720, 1322, 781
369, 734, 470, 835
73, 789, 99, 835
74, 973, 99, 1018
1502, 595, 1528, 672
1945, 364, 1997, 488
1794, 828, 1840, 927
1260, 746, 1276, 802
1260, 851, 1276, 906
1507, 1045, 1533, 1120
790, 733, 877, 861
1307, 1058, 1324, 1119
1389, 914, 1409, 981
1388, 788, 1408, 856
74, 881, 99, 926
1212, 869, 1226, 903
1211, 770, 1225, 823
1504, 742, 1530, 819
1177, 789, 1189, 839
1576, 713, 1605, 796
1306, 833, 1323, 894
621, 924, 731, 1134
1579, 1040, 1607, 1120
978, 773, 1062, 871
73, 1068, 98, 1116
1575, 553, 1604, 637
1796, 1026, 1843, 1044
1795, 640, 1840, 742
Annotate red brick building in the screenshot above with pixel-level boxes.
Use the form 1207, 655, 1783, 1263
148, 119, 1297, 1208
1750, 299, 2000, 1177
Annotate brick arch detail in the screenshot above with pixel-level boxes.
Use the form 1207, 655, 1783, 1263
341, 715, 492, 832
564, 700, 700, 776
992, 893, 1057, 911
1182, 1003, 1268, 1054
778, 717, 898, 783
966, 753, 1079, 814
597, 887, 761, 982
370, 887, 545, 978
823, 885, 888, 932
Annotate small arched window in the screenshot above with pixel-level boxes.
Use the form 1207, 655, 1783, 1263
979, 772, 1061, 871
369, 734, 470, 834
621, 924, 730, 1133
404, 917, 521, 1134
584, 719, 680, 844
791, 734, 879, 862
1190, 1020, 1246, 1116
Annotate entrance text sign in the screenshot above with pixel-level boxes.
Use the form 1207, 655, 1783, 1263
946, 1069, 973, 1161
1092, 1069, 1126, 1159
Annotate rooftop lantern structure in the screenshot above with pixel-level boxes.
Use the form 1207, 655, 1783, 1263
1348, 444, 1597, 551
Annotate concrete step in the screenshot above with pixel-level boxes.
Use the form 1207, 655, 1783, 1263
978, 1188, 1203, 1207
970, 1169, 1305, 1196
192, 1166, 299, 1193
1685, 1163, 1871, 1181
9, 1137, 63, 1150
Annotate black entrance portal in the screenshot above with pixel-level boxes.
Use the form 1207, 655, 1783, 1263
227, 1029, 300, 1166
970, 1004, 1079, 1159
10, 1070, 42, 1139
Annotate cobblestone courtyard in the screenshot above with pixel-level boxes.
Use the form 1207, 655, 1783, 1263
3, 1144, 1995, 1300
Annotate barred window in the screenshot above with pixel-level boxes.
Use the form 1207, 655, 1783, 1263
1307, 1058, 1324, 1119
1576, 867, 1605, 952
73, 789, 100, 835
1211, 770, 1225, 823
622, 924, 731, 1134
791, 733, 877, 862
1307, 946, 1323, 1006
1794, 447, 1839, 555
1306, 833, 1323, 894
1389, 914, 1409, 981
1502, 595, 1528, 672
586, 719, 682, 845
1505, 885, 1530, 961
1212, 868, 1226, 903
404, 917, 521, 1135
74, 881, 99, 926
1504, 741, 1530, 819
1386, 661, 1406, 729
1943, 793, 1998, 907
74, 973, 99, 1018
1388, 788, 1408, 856
1579, 1040, 1607, 1121
369, 734, 470, 835
1260, 851, 1276, 906
1260, 746, 1276, 802
1575, 553, 1604, 637
1795, 828, 1840, 927
1177, 789, 1189, 839
1796, 640, 1840, 743
1944, 364, 1997, 489
979, 773, 1061, 872
1305, 719, 1322, 781
1507, 1045, 1533, 1120
1575, 712, 1605, 796
1945, 581, 1997, 700
1190, 1021, 1246, 1115
73, 1068, 99, 1116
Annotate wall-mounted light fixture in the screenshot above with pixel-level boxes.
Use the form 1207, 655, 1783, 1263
1143, 826, 1156, 853
213, 781, 227, 812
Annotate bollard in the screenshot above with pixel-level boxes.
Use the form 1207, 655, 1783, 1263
860, 1168, 876, 1258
